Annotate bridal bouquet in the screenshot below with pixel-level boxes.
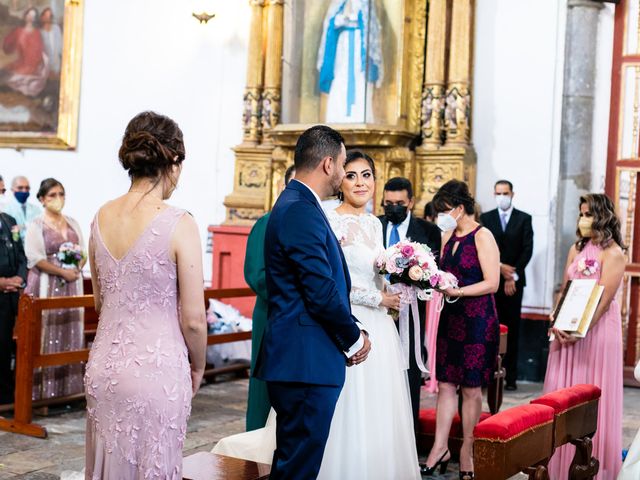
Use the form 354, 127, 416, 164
376, 240, 457, 374
57, 242, 85, 270
376, 239, 458, 300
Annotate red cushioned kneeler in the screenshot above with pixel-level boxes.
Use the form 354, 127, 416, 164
530, 384, 601, 448
473, 404, 555, 480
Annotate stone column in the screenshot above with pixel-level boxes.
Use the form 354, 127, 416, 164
445, 0, 473, 146
554, 0, 604, 285
261, 0, 284, 140
420, 0, 447, 147
241, 0, 265, 145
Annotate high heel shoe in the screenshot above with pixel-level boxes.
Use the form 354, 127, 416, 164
420, 449, 450, 475
459, 471, 474, 480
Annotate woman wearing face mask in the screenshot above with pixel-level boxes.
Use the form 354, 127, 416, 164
24, 178, 86, 401
423, 180, 500, 480
544, 193, 625, 480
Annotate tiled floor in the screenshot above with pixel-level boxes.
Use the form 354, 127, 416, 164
0, 379, 638, 478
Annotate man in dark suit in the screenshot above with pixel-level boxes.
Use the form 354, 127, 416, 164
255, 126, 371, 479
378, 177, 441, 430
480, 180, 533, 390
0, 211, 28, 404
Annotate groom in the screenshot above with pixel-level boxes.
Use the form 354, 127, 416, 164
255, 125, 371, 479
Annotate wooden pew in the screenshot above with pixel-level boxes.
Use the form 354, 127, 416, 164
530, 384, 601, 480
473, 403, 555, 480
0, 287, 255, 438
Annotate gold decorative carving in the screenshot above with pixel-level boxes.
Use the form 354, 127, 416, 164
421, 84, 446, 144
228, 208, 264, 222
262, 89, 281, 131
444, 84, 471, 144
405, 0, 428, 133
242, 0, 266, 144
238, 162, 269, 189
243, 87, 262, 143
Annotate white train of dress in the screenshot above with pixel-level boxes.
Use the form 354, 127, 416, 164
212, 211, 420, 480
618, 361, 640, 479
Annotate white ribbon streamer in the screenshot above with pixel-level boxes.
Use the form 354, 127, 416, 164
388, 283, 429, 375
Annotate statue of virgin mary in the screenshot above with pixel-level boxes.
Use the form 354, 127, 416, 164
317, 0, 383, 123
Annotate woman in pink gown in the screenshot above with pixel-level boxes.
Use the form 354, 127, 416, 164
85, 112, 208, 479
544, 193, 625, 480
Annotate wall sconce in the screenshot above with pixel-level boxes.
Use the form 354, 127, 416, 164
192, 11, 215, 24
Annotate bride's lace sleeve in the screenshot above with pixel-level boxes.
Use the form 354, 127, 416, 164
350, 287, 382, 308
328, 211, 384, 308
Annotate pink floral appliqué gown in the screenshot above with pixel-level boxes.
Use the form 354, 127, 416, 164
84, 207, 192, 479
543, 241, 623, 480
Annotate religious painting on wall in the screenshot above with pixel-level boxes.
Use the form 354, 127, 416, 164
0, 0, 83, 149
281, 0, 404, 126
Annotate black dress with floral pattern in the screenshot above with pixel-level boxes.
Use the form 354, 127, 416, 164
436, 225, 499, 387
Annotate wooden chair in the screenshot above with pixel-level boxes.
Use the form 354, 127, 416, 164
417, 324, 508, 455
530, 384, 601, 480
183, 452, 270, 480
473, 403, 555, 480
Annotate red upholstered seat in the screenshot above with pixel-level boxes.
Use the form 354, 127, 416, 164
419, 409, 492, 437
473, 404, 555, 442
499, 324, 508, 335
530, 384, 601, 414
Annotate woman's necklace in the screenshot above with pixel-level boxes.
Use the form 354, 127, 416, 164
45, 214, 66, 233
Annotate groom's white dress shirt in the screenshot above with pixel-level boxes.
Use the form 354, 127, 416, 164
293, 179, 365, 358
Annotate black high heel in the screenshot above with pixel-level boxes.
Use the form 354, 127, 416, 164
420, 449, 450, 475
459, 471, 474, 479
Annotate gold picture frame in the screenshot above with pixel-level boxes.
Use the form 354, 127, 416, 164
0, 0, 83, 150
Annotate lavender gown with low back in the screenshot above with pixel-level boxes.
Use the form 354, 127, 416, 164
84, 207, 191, 479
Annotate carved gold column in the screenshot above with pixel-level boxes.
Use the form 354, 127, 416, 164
420, 0, 447, 147
223, 0, 278, 225
242, 0, 265, 145
261, 0, 284, 140
414, 0, 476, 214
445, 0, 473, 145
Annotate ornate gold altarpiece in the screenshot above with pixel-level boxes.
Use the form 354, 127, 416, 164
223, 0, 476, 226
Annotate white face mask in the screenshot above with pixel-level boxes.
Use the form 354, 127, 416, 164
436, 208, 459, 232
495, 194, 512, 211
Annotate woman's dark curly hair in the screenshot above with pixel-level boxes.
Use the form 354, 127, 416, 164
431, 179, 476, 215
576, 193, 625, 252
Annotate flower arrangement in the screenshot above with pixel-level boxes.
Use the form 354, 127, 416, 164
57, 242, 85, 270
577, 257, 598, 276
10, 225, 19, 242
376, 239, 458, 301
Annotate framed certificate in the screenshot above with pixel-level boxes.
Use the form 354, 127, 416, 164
552, 279, 604, 338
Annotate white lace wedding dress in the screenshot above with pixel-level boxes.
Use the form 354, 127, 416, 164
618, 361, 640, 479
212, 211, 420, 480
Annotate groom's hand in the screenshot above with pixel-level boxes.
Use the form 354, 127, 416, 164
348, 333, 371, 366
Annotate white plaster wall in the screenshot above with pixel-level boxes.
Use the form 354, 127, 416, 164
0, 0, 250, 284
473, 0, 614, 311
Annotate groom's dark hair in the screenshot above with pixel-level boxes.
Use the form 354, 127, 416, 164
294, 125, 344, 172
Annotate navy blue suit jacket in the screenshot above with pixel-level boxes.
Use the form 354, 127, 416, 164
254, 181, 361, 387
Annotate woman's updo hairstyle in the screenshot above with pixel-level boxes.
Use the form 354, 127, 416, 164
118, 111, 185, 180
432, 179, 476, 215
37, 178, 64, 200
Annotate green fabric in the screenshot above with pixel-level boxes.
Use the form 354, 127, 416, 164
244, 213, 271, 431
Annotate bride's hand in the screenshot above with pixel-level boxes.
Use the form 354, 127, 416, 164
380, 291, 401, 310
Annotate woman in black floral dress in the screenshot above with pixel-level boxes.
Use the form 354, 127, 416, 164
423, 180, 500, 480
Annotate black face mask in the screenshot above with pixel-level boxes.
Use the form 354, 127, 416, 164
384, 204, 408, 225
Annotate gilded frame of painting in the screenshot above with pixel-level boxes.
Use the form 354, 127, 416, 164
278, 0, 425, 134
0, 0, 83, 150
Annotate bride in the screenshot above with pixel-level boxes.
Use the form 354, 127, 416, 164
618, 360, 640, 479
211, 150, 421, 479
